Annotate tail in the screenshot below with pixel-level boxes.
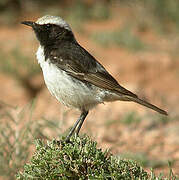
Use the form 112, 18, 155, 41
127, 96, 168, 115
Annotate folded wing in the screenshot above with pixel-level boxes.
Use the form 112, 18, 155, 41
48, 42, 138, 98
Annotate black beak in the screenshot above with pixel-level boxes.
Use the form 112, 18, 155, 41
21, 21, 35, 27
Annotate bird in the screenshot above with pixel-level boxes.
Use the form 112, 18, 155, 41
21, 15, 168, 141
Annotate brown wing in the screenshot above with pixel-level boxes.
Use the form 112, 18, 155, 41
48, 42, 138, 98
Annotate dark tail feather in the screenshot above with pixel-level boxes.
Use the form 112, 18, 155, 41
128, 96, 168, 115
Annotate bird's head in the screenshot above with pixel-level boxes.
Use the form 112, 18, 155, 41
21, 15, 74, 46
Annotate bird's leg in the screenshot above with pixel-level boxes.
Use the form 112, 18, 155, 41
76, 111, 88, 135
65, 110, 88, 142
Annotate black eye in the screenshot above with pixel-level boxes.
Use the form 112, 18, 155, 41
46, 24, 51, 28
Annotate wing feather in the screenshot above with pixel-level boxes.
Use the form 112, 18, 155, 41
48, 43, 137, 98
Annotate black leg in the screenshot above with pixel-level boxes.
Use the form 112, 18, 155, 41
76, 111, 88, 135
65, 110, 88, 142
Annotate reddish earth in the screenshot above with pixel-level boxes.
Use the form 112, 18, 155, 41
0, 12, 179, 176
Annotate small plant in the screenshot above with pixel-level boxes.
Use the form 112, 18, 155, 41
17, 135, 178, 180
65, 0, 111, 30
0, 101, 62, 180
127, 0, 179, 34
0, 48, 42, 98
145, 0, 179, 30
121, 111, 142, 125
120, 152, 174, 169
91, 26, 147, 51
17, 135, 149, 179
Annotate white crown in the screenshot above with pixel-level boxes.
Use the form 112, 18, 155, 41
36, 15, 71, 31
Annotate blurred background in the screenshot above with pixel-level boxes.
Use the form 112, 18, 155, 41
0, 0, 179, 179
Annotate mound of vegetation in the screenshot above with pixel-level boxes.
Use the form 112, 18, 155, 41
17, 135, 176, 179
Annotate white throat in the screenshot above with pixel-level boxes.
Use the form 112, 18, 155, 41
36, 45, 45, 67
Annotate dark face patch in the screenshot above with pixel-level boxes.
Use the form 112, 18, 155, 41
33, 23, 75, 46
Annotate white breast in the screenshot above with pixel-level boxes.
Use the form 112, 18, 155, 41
36, 46, 106, 111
